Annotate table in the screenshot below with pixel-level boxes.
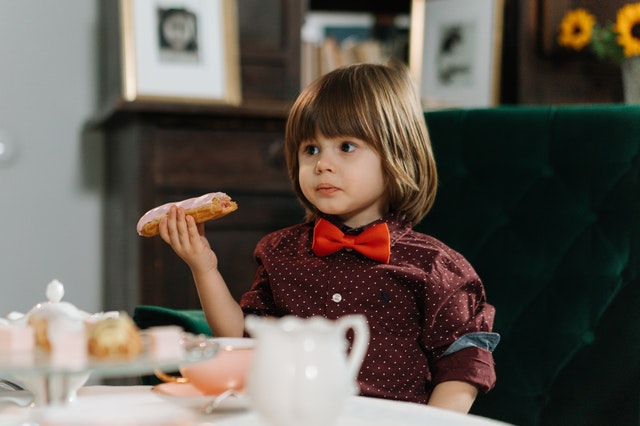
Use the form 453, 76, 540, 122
0, 385, 511, 426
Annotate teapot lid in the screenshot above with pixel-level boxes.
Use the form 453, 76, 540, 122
16, 279, 89, 323
45, 279, 65, 303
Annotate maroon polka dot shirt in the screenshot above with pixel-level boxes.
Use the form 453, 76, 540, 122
240, 213, 498, 404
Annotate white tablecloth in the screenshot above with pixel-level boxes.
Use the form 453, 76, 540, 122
0, 386, 510, 426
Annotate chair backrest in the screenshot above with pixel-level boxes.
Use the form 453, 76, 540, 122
417, 105, 640, 425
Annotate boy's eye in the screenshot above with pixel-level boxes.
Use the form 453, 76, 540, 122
340, 142, 357, 153
302, 145, 319, 155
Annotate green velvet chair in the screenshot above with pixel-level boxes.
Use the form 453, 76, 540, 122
134, 104, 640, 425
418, 105, 640, 425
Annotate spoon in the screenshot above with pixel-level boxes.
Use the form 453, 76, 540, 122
202, 389, 240, 414
0, 380, 33, 407
0, 389, 33, 407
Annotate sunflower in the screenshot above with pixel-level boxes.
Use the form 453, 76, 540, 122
558, 8, 596, 50
615, 3, 640, 57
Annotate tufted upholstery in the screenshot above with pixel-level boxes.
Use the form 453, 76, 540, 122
418, 105, 640, 425
134, 105, 640, 425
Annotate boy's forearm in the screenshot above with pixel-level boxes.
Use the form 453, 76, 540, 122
427, 380, 478, 414
192, 268, 245, 337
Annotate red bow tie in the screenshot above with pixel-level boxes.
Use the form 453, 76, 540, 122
312, 218, 391, 263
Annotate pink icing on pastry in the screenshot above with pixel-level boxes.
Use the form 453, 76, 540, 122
136, 192, 231, 235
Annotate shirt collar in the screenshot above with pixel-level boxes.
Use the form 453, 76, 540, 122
316, 212, 412, 245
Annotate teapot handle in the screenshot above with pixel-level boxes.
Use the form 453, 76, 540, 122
337, 314, 370, 383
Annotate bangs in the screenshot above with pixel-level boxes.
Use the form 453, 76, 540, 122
288, 71, 381, 146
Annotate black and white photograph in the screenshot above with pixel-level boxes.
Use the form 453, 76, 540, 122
158, 7, 199, 62
409, 0, 504, 108
436, 22, 476, 87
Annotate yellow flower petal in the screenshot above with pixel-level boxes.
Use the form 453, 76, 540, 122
557, 9, 596, 51
615, 3, 640, 57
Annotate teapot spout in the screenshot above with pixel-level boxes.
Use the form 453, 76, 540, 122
243, 315, 260, 336
244, 315, 276, 337
244, 315, 304, 337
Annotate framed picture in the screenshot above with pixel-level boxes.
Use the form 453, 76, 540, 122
409, 0, 504, 108
119, 0, 241, 104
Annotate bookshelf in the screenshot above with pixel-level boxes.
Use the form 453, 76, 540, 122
301, 11, 410, 88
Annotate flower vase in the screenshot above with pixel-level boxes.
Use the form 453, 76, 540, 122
621, 56, 640, 104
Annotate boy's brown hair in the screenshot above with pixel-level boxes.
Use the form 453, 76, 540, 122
285, 62, 437, 226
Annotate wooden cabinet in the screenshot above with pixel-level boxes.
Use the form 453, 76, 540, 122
95, 102, 305, 313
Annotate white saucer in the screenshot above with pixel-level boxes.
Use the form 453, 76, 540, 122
152, 382, 247, 412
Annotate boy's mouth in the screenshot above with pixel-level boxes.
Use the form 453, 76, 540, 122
316, 183, 339, 194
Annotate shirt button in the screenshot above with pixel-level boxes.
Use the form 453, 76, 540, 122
331, 293, 342, 303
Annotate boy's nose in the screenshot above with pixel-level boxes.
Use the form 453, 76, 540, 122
315, 157, 334, 173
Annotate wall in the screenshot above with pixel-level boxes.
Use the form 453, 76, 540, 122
0, 1, 102, 315
515, 0, 624, 104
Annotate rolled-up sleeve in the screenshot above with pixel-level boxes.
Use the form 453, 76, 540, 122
421, 252, 498, 393
430, 345, 497, 393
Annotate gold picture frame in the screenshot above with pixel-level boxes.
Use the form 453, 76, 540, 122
119, 0, 241, 105
409, 0, 504, 108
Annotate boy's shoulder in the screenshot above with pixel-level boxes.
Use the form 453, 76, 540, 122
257, 221, 314, 247
390, 220, 445, 248
398, 226, 447, 247
394, 225, 470, 264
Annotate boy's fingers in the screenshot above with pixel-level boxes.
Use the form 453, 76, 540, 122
175, 207, 191, 246
158, 217, 169, 241
166, 206, 182, 247
196, 222, 205, 237
187, 217, 204, 244
184, 214, 195, 234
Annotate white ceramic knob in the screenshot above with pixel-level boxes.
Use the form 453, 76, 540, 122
46, 279, 65, 303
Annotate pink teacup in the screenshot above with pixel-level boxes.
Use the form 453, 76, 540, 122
157, 337, 254, 395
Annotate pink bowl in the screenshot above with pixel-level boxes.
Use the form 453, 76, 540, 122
179, 338, 254, 395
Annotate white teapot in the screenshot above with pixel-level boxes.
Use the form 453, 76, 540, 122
245, 314, 369, 426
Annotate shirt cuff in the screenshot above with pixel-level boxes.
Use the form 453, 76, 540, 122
442, 332, 500, 357
431, 345, 497, 393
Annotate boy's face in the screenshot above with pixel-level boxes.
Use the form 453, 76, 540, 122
297, 135, 388, 228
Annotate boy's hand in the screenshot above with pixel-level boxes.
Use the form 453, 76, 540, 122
158, 205, 218, 274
